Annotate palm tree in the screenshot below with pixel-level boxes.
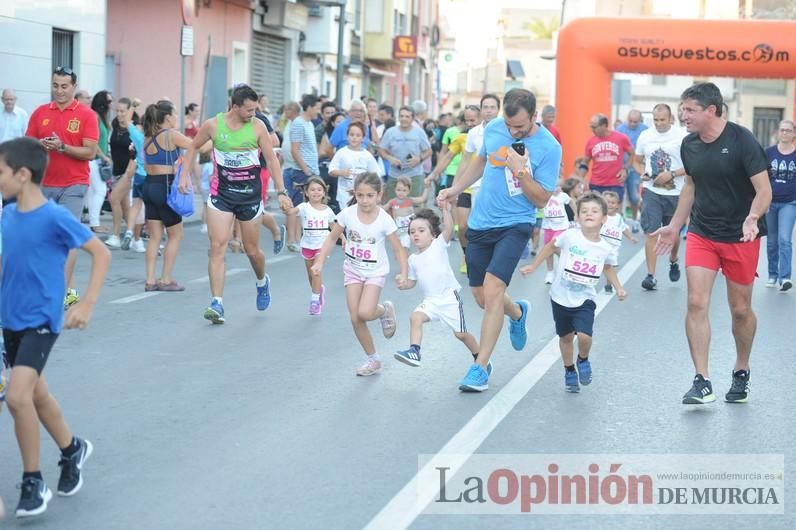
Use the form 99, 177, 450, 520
523, 16, 559, 40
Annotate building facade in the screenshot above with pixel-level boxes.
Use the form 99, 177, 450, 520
0, 0, 107, 111
107, 0, 252, 122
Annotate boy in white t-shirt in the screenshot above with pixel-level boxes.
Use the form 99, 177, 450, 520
395, 204, 486, 375
521, 192, 627, 393
599, 190, 638, 292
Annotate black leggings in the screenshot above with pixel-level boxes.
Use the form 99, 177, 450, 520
143, 174, 182, 228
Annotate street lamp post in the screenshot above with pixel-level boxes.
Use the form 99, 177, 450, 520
308, 0, 347, 106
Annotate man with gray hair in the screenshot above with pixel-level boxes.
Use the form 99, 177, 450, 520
540, 104, 561, 144
411, 100, 428, 124
75, 90, 91, 106
328, 99, 374, 150
617, 109, 648, 226
0, 89, 29, 141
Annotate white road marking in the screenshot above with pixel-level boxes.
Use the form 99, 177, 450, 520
364, 247, 647, 530
110, 292, 161, 304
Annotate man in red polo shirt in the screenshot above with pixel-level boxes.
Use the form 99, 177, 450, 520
26, 67, 99, 307
583, 113, 634, 201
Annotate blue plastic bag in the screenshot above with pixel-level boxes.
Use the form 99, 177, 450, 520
167, 158, 195, 217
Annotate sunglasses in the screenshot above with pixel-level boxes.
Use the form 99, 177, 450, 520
54, 66, 74, 76
465, 105, 481, 112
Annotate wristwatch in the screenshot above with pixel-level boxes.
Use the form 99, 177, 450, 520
515, 167, 531, 180
58, 143, 66, 153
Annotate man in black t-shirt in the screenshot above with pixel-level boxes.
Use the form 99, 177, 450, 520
654, 83, 771, 406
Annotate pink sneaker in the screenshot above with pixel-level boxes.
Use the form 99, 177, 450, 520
379, 301, 396, 339
309, 299, 322, 315
356, 359, 382, 376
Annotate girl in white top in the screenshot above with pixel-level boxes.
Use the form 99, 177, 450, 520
312, 173, 408, 377
521, 192, 627, 393
328, 122, 382, 209
541, 177, 583, 284
383, 176, 431, 248
395, 203, 480, 368
599, 191, 638, 293
285, 177, 336, 316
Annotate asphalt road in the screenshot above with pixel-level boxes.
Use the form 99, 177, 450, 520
0, 215, 793, 529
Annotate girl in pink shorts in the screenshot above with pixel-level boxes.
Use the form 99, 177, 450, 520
311, 173, 408, 376
285, 177, 336, 315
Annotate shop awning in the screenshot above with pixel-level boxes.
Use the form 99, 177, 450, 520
506, 59, 526, 79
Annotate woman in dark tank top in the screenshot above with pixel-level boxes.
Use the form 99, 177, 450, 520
140, 100, 194, 292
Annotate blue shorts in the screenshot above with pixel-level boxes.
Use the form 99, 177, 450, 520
551, 298, 596, 337
590, 184, 625, 204
465, 223, 532, 287
625, 170, 641, 206
283, 167, 310, 206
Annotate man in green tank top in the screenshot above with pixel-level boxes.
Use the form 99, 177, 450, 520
182, 84, 292, 324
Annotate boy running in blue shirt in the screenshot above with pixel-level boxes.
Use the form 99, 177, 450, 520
0, 137, 110, 518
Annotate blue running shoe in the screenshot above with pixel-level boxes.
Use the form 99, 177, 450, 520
256, 274, 271, 311
394, 348, 421, 367
459, 364, 489, 392
473, 354, 494, 377
577, 358, 592, 385
273, 225, 286, 255
565, 370, 580, 393
508, 300, 530, 351
204, 300, 225, 324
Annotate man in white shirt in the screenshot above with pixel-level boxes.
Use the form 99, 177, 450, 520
633, 103, 688, 291
0, 89, 29, 141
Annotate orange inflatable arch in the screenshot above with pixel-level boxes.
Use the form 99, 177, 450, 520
556, 17, 796, 172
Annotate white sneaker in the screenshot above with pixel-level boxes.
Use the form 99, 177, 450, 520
545, 271, 554, 284
131, 239, 146, 253
200, 224, 208, 234
766, 278, 777, 288
104, 234, 121, 249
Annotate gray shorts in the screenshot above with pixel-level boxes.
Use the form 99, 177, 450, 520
640, 191, 679, 234
42, 184, 89, 219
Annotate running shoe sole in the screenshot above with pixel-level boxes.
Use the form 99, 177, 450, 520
682, 394, 716, 405
459, 382, 487, 392
204, 308, 225, 324
725, 395, 749, 404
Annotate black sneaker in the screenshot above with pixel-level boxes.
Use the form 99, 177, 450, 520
604, 284, 613, 293
682, 374, 716, 404
669, 261, 681, 282
57, 438, 93, 496
725, 369, 750, 403
16, 477, 52, 518
641, 274, 657, 291
781, 280, 792, 292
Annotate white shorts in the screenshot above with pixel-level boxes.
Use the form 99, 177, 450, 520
414, 291, 466, 333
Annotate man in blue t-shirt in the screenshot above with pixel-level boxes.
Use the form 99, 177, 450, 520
438, 88, 561, 392
617, 109, 648, 226
0, 137, 110, 518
